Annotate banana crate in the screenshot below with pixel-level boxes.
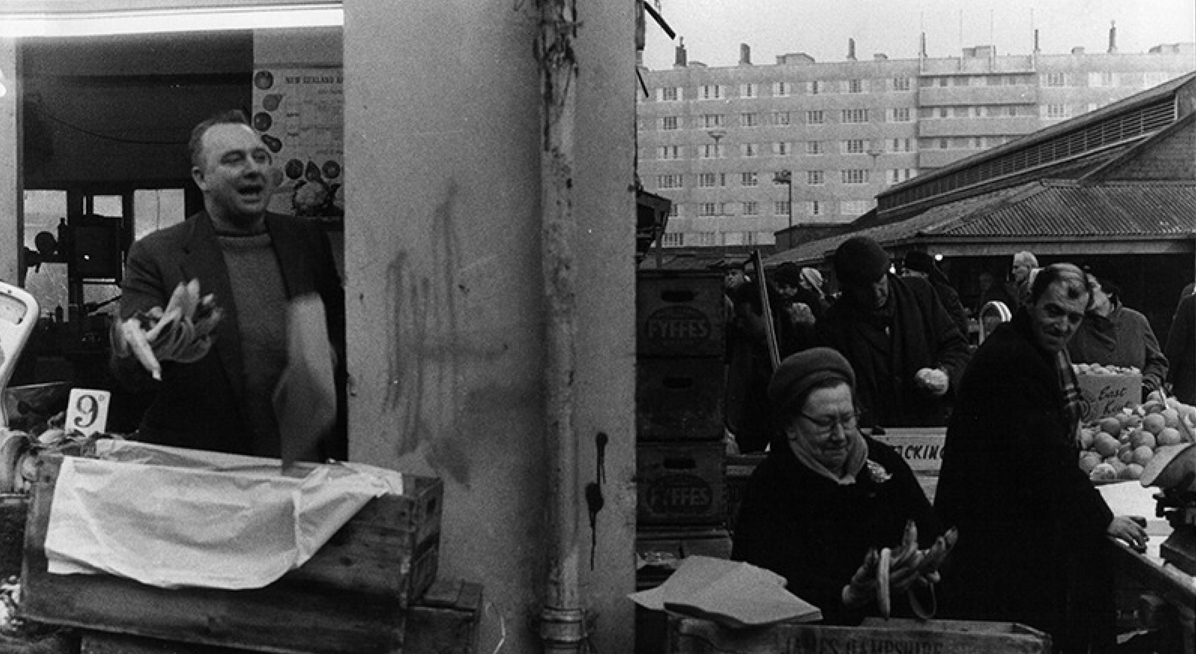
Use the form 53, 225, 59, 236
21, 452, 443, 654
668, 615, 1052, 654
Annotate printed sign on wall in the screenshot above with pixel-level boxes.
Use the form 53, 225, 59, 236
251, 67, 344, 223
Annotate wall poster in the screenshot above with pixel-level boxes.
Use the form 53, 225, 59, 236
251, 66, 344, 224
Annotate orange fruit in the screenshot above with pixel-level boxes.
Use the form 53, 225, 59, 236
1078, 451, 1103, 474
1161, 408, 1180, 429
1099, 417, 1122, 436
1093, 433, 1120, 457
1157, 427, 1182, 447
1131, 430, 1156, 450
1142, 413, 1166, 436
1119, 463, 1144, 480
1132, 445, 1154, 466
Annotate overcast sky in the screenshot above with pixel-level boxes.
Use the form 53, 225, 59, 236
641, 0, 1196, 69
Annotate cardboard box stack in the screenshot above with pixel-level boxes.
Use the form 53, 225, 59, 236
634, 270, 731, 653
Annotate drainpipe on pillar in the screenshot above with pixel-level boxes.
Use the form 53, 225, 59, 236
536, 1, 585, 653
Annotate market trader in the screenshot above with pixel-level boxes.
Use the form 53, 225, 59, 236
935, 263, 1146, 654
111, 109, 346, 461
817, 236, 970, 428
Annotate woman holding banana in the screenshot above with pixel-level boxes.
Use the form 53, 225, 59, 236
731, 347, 956, 625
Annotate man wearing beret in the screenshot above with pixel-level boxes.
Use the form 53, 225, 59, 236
817, 236, 971, 428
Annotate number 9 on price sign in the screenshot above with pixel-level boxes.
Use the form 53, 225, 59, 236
66, 388, 111, 436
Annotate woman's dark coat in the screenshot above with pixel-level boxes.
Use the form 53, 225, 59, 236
731, 436, 941, 625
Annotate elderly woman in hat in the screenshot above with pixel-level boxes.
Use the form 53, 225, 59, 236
731, 347, 953, 625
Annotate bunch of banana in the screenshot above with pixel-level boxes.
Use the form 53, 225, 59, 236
874, 521, 959, 619
118, 280, 222, 380
0, 425, 116, 493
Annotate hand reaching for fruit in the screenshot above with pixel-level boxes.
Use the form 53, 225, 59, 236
114, 280, 222, 380
914, 368, 949, 397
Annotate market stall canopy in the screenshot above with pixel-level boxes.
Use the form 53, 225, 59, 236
768, 71, 1196, 268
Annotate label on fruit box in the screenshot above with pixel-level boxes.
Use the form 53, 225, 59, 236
872, 431, 945, 473
1076, 373, 1141, 422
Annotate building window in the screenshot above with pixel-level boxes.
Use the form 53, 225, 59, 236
658, 145, 682, 160
807, 170, 824, 185
841, 200, 871, 216
661, 116, 680, 131
743, 201, 760, 216
742, 143, 759, 157
668, 204, 680, 217
937, 77, 949, 87
743, 231, 761, 245
741, 172, 759, 187
661, 232, 683, 247
806, 141, 824, 155
656, 174, 683, 189
842, 108, 869, 124
847, 79, 864, 94
773, 111, 791, 126
841, 169, 869, 184
659, 86, 680, 101
1044, 72, 1067, 87
843, 139, 866, 154
699, 203, 719, 216
1046, 104, 1068, 119
938, 138, 949, 149
740, 83, 758, 98
806, 110, 825, 125
972, 137, 984, 148
937, 107, 949, 118
774, 201, 791, 216
702, 114, 726, 128
773, 142, 791, 156
699, 143, 724, 159
952, 106, 969, 118
808, 80, 823, 95
808, 200, 823, 216
890, 137, 914, 152
698, 173, 717, 188
772, 81, 792, 97
889, 107, 912, 122
1144, 72, 1169, 87
700, 84, 725, 100
695, 231, 717, 246
1089, 72, 1117, 87
892, 77, 912, 91
741, 113, 759, 128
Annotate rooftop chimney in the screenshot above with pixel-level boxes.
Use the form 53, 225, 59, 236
1071, 46, 1086, 55
847, 38, 856, 61
674, 37, 687, 67
1108, 21, 1118, 53
739, 43, 752, 65
873, 53, 888, 60
919, 33, 927, 58
1034, 29, 1040, 53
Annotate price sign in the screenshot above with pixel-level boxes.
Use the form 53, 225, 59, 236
66, 388, 111, 436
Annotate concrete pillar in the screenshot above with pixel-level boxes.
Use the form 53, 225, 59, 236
343, 1, 636, 651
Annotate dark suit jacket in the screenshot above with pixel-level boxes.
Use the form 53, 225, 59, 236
113, 211, 346, 460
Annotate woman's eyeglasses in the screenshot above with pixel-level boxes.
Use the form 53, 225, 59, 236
798, 410, 860, 436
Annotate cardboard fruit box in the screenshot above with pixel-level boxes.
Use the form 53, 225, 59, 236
1076, 371, 1141, 422
21, 453, 443, 654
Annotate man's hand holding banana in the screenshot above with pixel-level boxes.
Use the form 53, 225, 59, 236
114, 280, 223, 380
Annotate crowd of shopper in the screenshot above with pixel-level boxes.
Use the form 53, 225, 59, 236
724, 238, 1179, 652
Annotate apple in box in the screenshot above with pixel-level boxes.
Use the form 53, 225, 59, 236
1072, 363, 1141, 423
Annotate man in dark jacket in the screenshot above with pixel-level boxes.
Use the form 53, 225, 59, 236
935, 263, 1146, 653
111, 109, 346, 462
817, 236, 970, 428
901, 250, 969, 339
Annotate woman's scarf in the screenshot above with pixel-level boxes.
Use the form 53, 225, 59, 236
787, 426, 870, 485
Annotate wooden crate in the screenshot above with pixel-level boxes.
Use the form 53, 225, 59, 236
637, 271, 725, 358
636, 357, 725, 441
667, 615, 1052, 654
77, 580, 483, 654
637, 442, 726, 526
21, 454, 443, 654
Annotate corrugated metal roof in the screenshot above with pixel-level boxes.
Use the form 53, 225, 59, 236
768, 181, 1196, 266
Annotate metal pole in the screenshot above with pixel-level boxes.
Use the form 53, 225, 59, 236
787, 180, 793, 250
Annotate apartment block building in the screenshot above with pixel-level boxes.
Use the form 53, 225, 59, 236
636, 38, 1195, 249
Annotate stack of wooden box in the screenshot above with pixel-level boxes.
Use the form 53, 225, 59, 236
634, 269, 731, 585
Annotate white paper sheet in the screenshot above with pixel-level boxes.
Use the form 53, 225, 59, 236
44, 441, 402, 589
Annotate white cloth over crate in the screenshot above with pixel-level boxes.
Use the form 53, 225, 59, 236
44, 440, 405, 590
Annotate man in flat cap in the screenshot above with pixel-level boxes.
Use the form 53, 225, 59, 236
817, 236, 971, 428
